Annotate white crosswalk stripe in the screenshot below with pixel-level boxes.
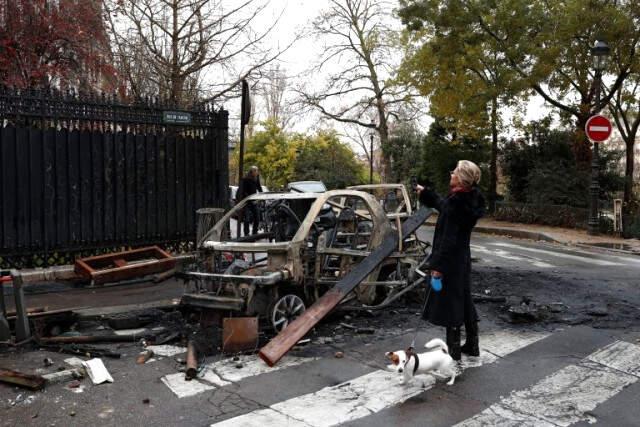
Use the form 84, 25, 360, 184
211, 330, 550, 427
161, 355, 317, 398
454, 340, 640, 427
491, 242, 623, 266
471, 244, 555, 268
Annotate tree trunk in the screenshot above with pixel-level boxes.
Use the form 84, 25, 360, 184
377, 102, 389, 183
574, 110, 593, 170
624, 139, 635, 210
170, 0, 182, 106
489, 96, 498, 213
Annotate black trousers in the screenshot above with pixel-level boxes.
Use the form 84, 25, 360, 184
243, 202, 259, 236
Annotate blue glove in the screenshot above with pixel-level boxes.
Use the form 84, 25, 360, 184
430, 276, 442, 292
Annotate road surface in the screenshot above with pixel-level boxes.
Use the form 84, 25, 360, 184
1, 231, 639, 426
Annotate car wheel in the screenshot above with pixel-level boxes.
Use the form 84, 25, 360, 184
270, 294, 306, 332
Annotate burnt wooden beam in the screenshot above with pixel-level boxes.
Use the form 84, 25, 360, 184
0, 369, 46, 390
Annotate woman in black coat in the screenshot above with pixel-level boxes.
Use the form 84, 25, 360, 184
416, 160, 485, 361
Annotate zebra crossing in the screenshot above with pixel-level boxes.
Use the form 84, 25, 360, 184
470, 240, 640, 271
153, 326, 640, 427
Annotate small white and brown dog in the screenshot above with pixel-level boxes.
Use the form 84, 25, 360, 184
385, 338, 457, 385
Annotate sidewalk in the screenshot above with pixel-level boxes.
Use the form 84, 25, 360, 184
425, 216, 640, 255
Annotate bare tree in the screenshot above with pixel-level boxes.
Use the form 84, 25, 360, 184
105, 0, 290, 106
296, 0, 421, 180
255, 64, 304, 130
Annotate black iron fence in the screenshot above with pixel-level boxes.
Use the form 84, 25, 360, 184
0, 87, 228, 267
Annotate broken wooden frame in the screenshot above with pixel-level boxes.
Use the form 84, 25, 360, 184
75, 246, 176, 285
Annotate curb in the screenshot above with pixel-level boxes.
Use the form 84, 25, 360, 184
472, 226, 559, 243
423, 222, 559, 243
574, 243, 640, 257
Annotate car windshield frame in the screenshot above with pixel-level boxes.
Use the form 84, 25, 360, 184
288, 181, 327, 193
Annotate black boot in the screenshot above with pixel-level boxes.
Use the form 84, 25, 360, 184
446, 327, 462, 361
461, 321, 480, 357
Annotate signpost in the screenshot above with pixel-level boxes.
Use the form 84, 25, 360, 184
236, 80, 251, 238
585, 114, 612, 235
585, 114, 612, 143
162, 111, 192, 124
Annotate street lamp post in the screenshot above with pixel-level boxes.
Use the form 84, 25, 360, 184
587, 40, 610, 236
369, 120, 375, 184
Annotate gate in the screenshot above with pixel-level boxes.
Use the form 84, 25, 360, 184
0, 87, 228, 267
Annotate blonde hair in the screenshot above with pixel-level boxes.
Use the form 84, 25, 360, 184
455, 160, 481, 187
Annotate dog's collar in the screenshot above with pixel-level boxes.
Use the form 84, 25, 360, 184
405, 348, 419, 375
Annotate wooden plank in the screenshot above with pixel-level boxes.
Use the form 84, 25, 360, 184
146, 134, 157, 238
43, 128, 57, 248
103, 131, 115, 241
175, 136, 186, 236
203, 132, 213, 206
79, 130, 92, 243
185, 136, 195, 237
54, 128, 68, 246
258, 207, 434, 367
156, 136, 168, 237
114, 131, 126, 241
15, 126, 29, 248
28, 128, 43, 248
91, 258, 176, 284
91, 131, 104, 242
194, 137, 204, 211
67, 129, 81, 244
0, 369, 46, 391
124, 131, 136, 242
2, 125, 17, 250
166, 135, 177, 238
113, 258, 127, 267
0, 125, 3, 250
135, 133, 146, 240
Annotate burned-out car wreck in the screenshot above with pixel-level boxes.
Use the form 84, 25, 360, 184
179, 186, 430, 332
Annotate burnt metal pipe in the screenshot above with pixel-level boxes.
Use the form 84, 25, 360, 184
185, 341, 198, 380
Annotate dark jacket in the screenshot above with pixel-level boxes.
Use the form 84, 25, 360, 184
237, 175, 262, 201
419, 186, 485, 327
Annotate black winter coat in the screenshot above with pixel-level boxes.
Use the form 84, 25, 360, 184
419, 186, 485, 327
237, 175, 262, 201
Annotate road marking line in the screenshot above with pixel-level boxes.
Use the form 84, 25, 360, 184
471, 245, 555, 268
492, 242, 621, 266
146, 345, 187, 357
200, 355, 319, 387
161, 355, 317, 397
162, 373, 215, 398
454, 340, 640, 427
211, 330, 549, 427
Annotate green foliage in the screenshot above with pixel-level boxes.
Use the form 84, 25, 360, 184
293, 131, 367, 190
236, 121, 365, 190
243, 120, 297, 189
399, 0, 640, 169
418, 120, 490, 196
501, 121, 624, 207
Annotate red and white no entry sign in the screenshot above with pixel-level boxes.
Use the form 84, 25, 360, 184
585, 114, 612, 143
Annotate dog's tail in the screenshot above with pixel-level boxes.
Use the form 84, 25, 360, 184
425, 338, 449, 354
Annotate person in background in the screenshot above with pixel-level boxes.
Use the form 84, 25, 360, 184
415, 160, 485, 361
237, 165, 263, 235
